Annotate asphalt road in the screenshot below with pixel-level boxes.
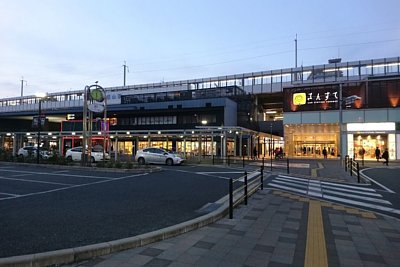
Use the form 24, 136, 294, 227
0, 164, 254, 258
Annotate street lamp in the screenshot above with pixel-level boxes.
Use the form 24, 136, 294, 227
35, 93, 47, 164
201, 120, 208, 157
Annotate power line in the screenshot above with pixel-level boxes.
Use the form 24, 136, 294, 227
129, 38, 400, 74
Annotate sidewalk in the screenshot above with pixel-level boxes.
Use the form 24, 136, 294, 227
67, 160, 400, 267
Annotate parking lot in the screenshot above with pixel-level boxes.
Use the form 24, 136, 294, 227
0, 163, 256, 258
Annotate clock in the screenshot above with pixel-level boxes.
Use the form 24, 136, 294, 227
90, 88, 104, 102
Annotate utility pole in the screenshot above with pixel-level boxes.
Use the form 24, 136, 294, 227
122, 61, 129, 86
294, 34, 298, 68
20, 77, 27, 98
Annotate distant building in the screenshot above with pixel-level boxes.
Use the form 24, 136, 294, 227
0, 56, 399, 160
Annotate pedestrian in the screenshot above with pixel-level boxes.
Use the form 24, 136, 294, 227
322, 147, 327, 159
382, 148, 389, 166
375, 147, 381, 162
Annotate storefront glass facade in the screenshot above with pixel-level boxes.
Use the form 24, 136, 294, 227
285, 124, 340, 158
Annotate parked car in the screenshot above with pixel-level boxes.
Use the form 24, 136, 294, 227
17, 146, 51, 159
135, 147, 184, 165
65, 146, 110, 163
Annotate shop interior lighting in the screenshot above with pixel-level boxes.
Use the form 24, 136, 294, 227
72, 132, 76, 135
265, 110, 277, 114
347, 122, 395, 131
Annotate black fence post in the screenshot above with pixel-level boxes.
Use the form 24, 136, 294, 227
244, 171, 248, 205
270, 154, 273, 172
260, 166, 264, 190
286, 157, 290, 174
212, 155, 215, 165
357, 162, 360, 183
229, 178, 233, 219
242, 156, 245, 168
228, 155, 231, 166
350, 158, 353, 176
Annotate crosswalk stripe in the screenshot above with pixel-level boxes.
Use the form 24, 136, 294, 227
323, 189, 391, 205
268, 183, 308, 195
320, 180, 376, 191
267, 174, 396, 215
324, 195, 400, 215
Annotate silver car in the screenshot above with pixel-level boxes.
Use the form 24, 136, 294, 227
18, 146, 51, 159
135, 147, 184, 166
65, 146, 110, 163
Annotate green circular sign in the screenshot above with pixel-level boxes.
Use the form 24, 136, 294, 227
90, 88, 104, 102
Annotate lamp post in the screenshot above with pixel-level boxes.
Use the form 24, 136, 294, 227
339, 83, 343, 161
201, 120, 208, 157
35, 93, 47, 164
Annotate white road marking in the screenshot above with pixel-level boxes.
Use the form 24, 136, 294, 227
268, 174, 398, 215
10, 174, 34, 177
271, 179, 308, 190
0, 176, 73, 186
0, 169, 115, 180
0, 173, 149, 201
275, 177, 309, 186
320, 180, 376, 191
0, 192, 20, 197
51, 170, 70, 173
360, 168, 395, 193
323, 189, 391, 205
323, 195, 400, 215
268, 183, 308, 194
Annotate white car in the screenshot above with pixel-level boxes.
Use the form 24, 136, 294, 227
65, 147, 110, 163
135, 147, 184, 165
18, 146, 51, 159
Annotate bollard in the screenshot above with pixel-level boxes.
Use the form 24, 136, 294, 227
262, 157, 265, 169
212, 155, 215, 165
242, 156, 245, 168
229, 178, 233, 219
287, 157, 290, 174
260, 166, 264, 190
244, 171, 248, 205
357, 162, 360, 183
228, 155, 230, 166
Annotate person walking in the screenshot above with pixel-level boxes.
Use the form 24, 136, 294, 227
382, 148, 389, 166
322, 147, 327, 159
375, 147, 381, 162
253, 146, 257, 160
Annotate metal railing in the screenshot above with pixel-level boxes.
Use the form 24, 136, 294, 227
344, 155, 360, 183
228, 166, 264, 219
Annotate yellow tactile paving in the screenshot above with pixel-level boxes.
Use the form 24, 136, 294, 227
320, 202, 332, 208
360, 212, 377, 219
304, 200, 328, 267
345, 208, 360, 215
332, 205, 346, 211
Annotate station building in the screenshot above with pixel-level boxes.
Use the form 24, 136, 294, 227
0, 56, 399, 160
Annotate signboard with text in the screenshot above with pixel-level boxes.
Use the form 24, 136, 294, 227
284, 80, 400, 112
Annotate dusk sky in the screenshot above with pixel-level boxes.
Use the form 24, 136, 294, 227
1, 0, 399, 98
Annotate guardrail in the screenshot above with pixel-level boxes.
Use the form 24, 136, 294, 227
228, 165, 265, 219
344, 155, 360, 183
